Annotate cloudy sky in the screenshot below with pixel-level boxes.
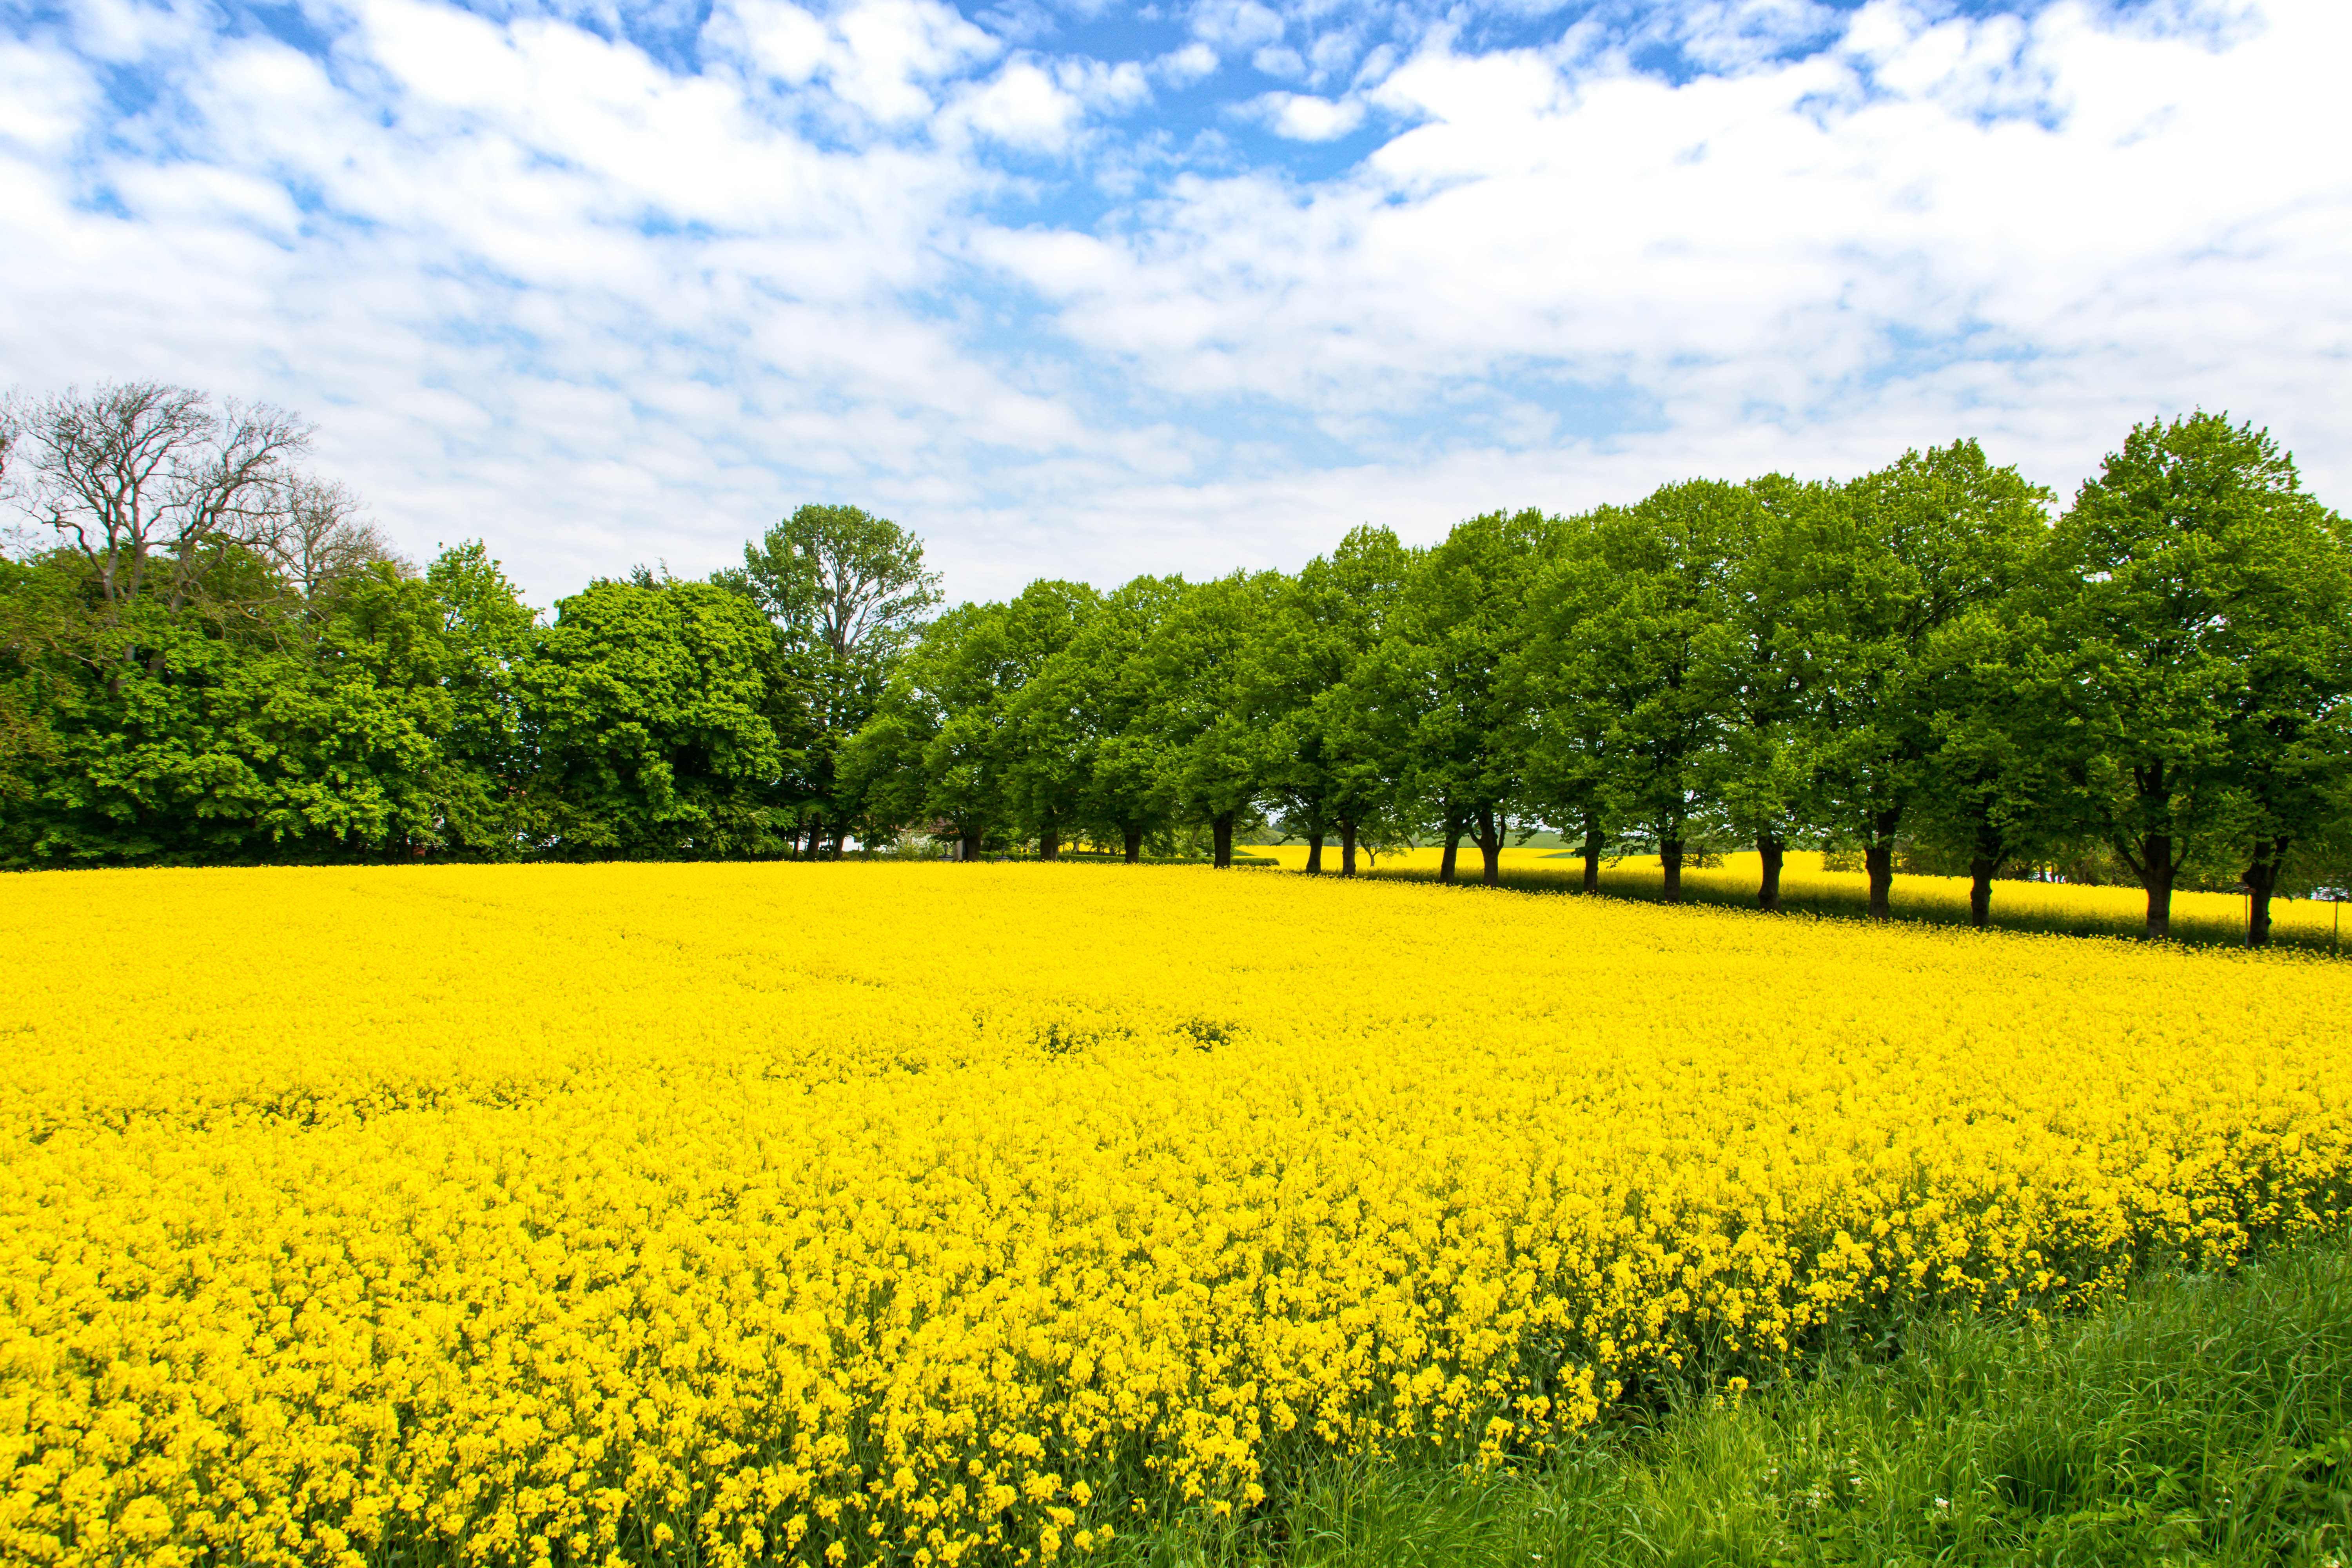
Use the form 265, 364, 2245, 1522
3, 0, 2345, 604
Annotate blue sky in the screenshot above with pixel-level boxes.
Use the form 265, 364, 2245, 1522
2, 0, 2345, 604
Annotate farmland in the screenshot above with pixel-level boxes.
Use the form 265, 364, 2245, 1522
4, 862, 2350, 1567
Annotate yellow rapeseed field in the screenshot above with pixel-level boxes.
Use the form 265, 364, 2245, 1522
1249, 845, 2351, 947
4, 863, 2349, 1568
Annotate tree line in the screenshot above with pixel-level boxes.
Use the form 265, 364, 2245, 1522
0, 383, 942, 870
4, 384, 2347, 944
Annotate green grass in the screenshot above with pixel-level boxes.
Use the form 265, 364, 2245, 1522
1118, 1236, 2352, 1567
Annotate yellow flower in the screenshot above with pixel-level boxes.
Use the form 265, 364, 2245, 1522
2, 860, 2345, 1568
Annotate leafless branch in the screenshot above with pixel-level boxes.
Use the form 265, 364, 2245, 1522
7, 382, 314, 612
249, 475, 410, 603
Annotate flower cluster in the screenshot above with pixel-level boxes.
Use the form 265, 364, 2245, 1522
4, 862, 2347, 1567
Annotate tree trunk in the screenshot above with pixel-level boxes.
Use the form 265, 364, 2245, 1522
2137, 832, 2176, 940
827, 826, 847, 859
1580, 816, 1602, 894
2245, 839, 2286, 949
1660, 837, 1685, 904
1863, 841, 1893, 919
1439, 826, 1461, 885
804, 818, 824, 859
1756, 835, 1785, 911
1969, 859, 1995, 929
1212, 813, 1234, 869
1305, 832, 1323, 874
1340, 818, 1358, 877
1475, 805, 1501, 886
961, 830, 982, 862
1040, 818, 1059, 861
1864, 809, 1900, 920
1122, 824, 1143, 864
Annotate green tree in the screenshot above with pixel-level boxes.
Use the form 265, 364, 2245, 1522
1251, 526, 1414, 874
0, 542, 541, 866
1513, 514, 1614, 891
521, 578, 788, 859
2050, 414, 2351, 940
1903, 598, 2078, 927
717, 503, 940, 856
1140, 572, 1281, 868
1396, 509, 1558, 886
414, 542, 541, 853
992, 581, 1102, 858
845, 598, 1048, 860
1022, 575, 1190, 862
1811, 441, 2052, 920
1690, 477, 1828, 910
1537, 485, 1736, 904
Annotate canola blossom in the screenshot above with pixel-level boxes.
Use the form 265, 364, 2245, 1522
4, 862, 2349, 1568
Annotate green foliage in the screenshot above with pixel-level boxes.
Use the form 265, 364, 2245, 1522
1112, 1234, 2352, 1568
1139, 572, 1284, 866
996, 580, 1104, 849
521, 576, 792, 858
1688, 476, 1830, 890
1521, 485, 1739, 898
1249, 525, 1417, 868
1807, 441, 2054, 916
1394, 507, 1559, 882
848, 582, 1099, 855
0, 544, 541, 865
715, 502, 942, 846
2050, 412, 2352, 936
1034, 573, 1191, 858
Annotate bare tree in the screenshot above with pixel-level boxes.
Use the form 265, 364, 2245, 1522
8, 382, 312, 613
251, 475, 408, 604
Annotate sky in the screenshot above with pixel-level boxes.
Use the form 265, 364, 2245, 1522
2, 0, 2346, 607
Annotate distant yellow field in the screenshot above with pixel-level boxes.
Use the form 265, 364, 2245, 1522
1250, 844, 1561, 873
4, 863, 2348, 1568
1249, 844, 2346, 946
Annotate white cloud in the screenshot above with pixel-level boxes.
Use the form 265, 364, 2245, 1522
1152, 40, 1219, 84
1305, 29, 1359, 84
717, 0, 998, 123
0, 0, 2346, 611
727, 0, 832, 84
0, 42, 98, 153
950, 59, 1087, 149
986, 2, 2352, 501
1250, 44, 1305, 78
1242, 90, 1365, 140
1189, 0, 1285, 54
1056, 55, 1152, 114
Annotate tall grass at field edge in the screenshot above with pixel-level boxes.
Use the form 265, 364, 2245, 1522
1123, 1234, 2352, 1568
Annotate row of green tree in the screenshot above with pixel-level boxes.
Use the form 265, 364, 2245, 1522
3, 385, 2347, 943
841, 413, 2352, 945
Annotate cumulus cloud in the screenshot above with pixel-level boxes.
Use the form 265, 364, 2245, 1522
1151, 39, 1219, 83
0, 0, 2346, 607
1239, 89, 1366, 139
991, 3, 2351, 490
1188, 0, 1286, 54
